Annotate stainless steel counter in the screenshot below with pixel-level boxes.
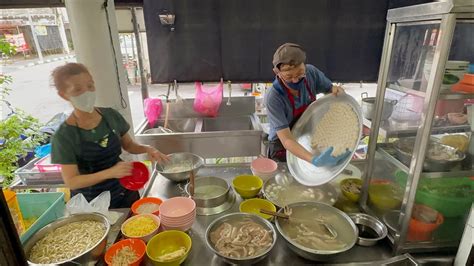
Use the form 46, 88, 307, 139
144, 163, 398, 265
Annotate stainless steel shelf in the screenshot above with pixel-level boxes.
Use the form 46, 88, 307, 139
376, 144, 474, 178
363, 118, 471, 139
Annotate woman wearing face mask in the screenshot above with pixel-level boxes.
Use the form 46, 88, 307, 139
265, 43, 350, 166
50, 63, 168, 208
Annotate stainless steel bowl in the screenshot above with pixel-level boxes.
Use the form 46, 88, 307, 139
275, 202, 357, 261
156, 152, 204, 182
185, 176, 230, 206
348, 213, 387, 246
205, 213, 277, 264
24, 213, 110, 265
262, 174, 337, 208
394, 138, 465, 172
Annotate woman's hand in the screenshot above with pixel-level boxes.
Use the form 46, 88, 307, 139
331, 84, 345, 96
145, 146, 170, 164
108, 162, 133, 178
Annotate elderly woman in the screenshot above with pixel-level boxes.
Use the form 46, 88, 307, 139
50, 63, 167, 208
265, 43, 350, 166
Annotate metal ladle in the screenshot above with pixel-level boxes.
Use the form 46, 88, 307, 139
260, 209, 338, 239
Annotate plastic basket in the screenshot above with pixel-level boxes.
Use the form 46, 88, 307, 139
17, 192, 65, 244
34, 155, 62, 172
14, 157, 64, 185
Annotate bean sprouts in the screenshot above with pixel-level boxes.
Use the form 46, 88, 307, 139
111, 246, 138, 266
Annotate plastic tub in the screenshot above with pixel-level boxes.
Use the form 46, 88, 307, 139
395, 172, 473, 217
122, 214, 161, 243
408, 205, 444, 242
17, 192, 65, 244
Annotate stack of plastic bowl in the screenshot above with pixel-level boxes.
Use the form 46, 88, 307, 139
159, 197, 196, 231
250, 158, 278, 181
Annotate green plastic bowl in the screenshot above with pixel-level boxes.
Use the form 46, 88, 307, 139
395, 171, 473, 218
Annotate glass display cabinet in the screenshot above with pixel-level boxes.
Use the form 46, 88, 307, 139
360, 0, 474, 254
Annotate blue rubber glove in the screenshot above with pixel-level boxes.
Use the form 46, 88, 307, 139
312, 147, 352, 167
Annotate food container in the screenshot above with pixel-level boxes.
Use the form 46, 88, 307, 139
185, 176, 230, 209
104, 239, 147, 266
205, 213, 277, 265
121, 214, 161, 243
394, 137, 465, 172
146, 230, 192, 266
361, 92, 397, 121
156, 152, 204, 182
275, 202, 358, 261
23, 213, 110, 265
348, 213, 387, 246
408, 204, 444, 242
232, 175, 263, 199
131, 197, 163, 216
395, 173, 473, 218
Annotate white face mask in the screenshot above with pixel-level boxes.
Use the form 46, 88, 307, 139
70, 91, 96, 113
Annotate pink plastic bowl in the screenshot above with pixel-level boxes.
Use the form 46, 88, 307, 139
251, 158, 278, 174
159, 197, 196, 218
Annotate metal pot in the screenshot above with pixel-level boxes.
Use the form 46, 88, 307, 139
24, 213, 110, 265
361, 92, 397, 121
185, 176, 230, 208
275, 202, 358, 261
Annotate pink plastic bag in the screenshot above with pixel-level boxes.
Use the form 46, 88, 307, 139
143, 98, 163, 127
193, 80, 223, 117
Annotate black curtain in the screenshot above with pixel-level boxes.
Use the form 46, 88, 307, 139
144, 0, 391, 83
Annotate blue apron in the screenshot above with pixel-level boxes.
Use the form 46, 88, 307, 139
71, 108, 139, 208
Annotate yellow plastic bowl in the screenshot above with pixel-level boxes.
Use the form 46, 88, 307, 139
232, 175, 263, 199
368, 181, 402, 210
146, 230, 192, 266
340, 178, 362, 202
239, 198, 276, 220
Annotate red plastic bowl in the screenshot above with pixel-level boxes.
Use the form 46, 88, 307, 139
120, 162, 150, 191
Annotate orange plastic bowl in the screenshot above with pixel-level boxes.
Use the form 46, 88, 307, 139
131, 197, 163, 216
104, 238, 147, 266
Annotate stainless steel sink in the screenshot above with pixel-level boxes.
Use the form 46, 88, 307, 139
135, 97, 264, 158
143, 118, 198, 133
201, 116, 256, 132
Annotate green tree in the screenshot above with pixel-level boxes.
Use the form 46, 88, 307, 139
1, 39, 45, 186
